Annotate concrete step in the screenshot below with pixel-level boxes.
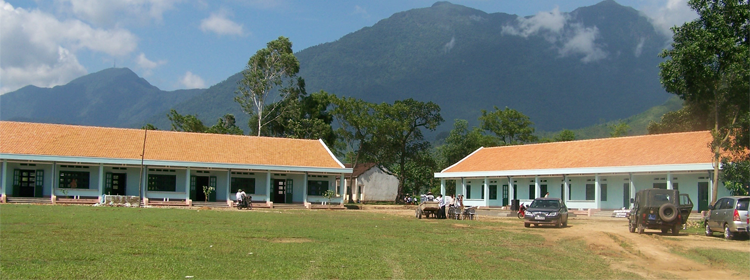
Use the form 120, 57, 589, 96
6, 197, 51, 204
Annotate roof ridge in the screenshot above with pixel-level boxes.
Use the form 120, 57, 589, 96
481, 130, 711, 150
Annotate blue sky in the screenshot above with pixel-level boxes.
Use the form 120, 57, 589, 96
0, 0, 698, 94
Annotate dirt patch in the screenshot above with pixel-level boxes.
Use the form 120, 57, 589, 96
197, 206, 211, 210
372, 209, 749, 279
270, 238, 313, 243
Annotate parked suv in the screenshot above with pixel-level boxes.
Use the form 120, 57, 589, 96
704, 196, 749, 239
628, 188, 693, 235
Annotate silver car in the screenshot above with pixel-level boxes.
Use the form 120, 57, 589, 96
704, 196, 749, 239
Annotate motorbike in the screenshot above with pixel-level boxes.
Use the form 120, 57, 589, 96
517, 203, 526, 219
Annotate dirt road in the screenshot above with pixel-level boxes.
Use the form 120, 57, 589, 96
375, 209, 750, 279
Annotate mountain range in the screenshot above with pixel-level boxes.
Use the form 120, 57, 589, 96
1, 0, 674, 137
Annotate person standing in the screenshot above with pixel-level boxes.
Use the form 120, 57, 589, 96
236, 189, 246, 206
437, 194, 446, 219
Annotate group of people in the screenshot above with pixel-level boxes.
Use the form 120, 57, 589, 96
419, 192, 463, 219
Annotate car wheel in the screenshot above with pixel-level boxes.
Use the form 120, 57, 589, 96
637, 222, 645, 234
672, 224, 680, 236
562, 219, 567, 228
628, 221, 635, 233
556, 219, 562, 228
724, 223, 734, 240
705, 222, 713, 236
524, 223, 530, 228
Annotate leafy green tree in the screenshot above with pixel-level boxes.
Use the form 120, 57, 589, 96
554, 129, 576, 141
206, 114, 244, 135
365, 99, 443, 202
142, 124, 158, 130
236, 36, 301, 136
168, 109, 208, 133
331, 96, 377, 202
658, 0, 749, 203
647, 103, 711, 134
479, 106, 538, 145
608, 121, 630, 137
439, 119, 497, 166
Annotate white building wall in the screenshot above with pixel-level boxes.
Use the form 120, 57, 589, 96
358, 167, 398, 202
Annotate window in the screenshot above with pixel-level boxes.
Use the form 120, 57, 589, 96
653, 183, 667, 189
601, 184, 608, 201
672, 183, 679, 191
59, 171, 90, 189
489, 185, 497, 200
466, 185, 472, 199
737, 198, 749, 211
528, 185, 535, 199
585, 184, 595, 200
231, 177, 255, 194
481, 185, 485, 199
148, 174, 176, 191
308, 180, 329, 196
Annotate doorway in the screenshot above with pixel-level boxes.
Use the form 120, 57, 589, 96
502, 185, 509, 206
273, 179, 286, 203
111, 173, 126, 196
622, 183, 630, 208
698, 182, 709, 211
194, 176, 209, 202
18, 170, 36, 197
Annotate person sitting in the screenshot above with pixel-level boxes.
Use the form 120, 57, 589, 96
426, 192, 435, 201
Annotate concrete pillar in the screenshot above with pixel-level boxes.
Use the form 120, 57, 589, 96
1, 160, 7, 197
629, 173, 635, 208
266, 171, 271, 203
303, 172, 308, 204
461, 178, 466, 198
185, 167, 191, 201
353, 177, 359, 202
595, 174, 601, 209
340, 173, 346, 205
508, 176, 514, 202
484, 177, 489, 206
534, 176, 540, 199
51, 162, 56, 203
440, 179, 446, 196
666, 171, 673, 190
226, 170, 231, 205
708, 171, 714, 204
563, 175, 569, 202
98, 163, 104, 202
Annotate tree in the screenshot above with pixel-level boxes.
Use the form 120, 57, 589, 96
554, 129, 576, 142
608, 121, 630, 137
479, 106, 538, 145
365, 99, 443, 202
647, 103, 711, 134
658, 0, 749, 204
439, 119, 497, 167
142, 124, 158, 130
168, 109, 207, 133
206, 114, 244, 135
236, 36, 301, 136
331, 96, 377, 203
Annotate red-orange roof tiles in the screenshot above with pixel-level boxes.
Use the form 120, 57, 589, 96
1, 121, 343, 169
443, 131, 714, 173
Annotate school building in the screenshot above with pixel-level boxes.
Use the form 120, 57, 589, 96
0, 121, 352, 207
435, 131, 730, 211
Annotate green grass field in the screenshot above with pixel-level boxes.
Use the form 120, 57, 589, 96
0, 205, 639, 279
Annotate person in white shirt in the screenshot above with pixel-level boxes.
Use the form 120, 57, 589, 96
437, 194, 446, 219
236, 189, 246, 205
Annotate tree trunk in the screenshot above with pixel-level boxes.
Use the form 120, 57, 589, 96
711, 96, 720, 205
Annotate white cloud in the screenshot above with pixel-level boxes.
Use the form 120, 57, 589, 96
639, 0, 698, 37
501, 7, 567, 38
352, 5, 370, 19
55, 0, 183, 27
559, 25, 607, 63
502, 8, 607, 63
634, 37, 646, 57
0, 1, 138, 94
179, 71, 205, 89
443, 36, 456, 53
136, 53, 166, 76
200, 11, 244, 36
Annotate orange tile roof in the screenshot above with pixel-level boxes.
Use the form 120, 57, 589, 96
0, 121, 344, 169
443, 131, 714, 173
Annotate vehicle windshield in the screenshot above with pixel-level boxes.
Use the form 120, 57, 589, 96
529, 200, 559, 209
737, 198, 749, 211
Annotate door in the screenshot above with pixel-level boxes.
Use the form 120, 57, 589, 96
110, 173, 126, 196
560, 184, 565, 202
285, 179, 293, 203
623, 183, 630, 208
512, 185, 517, 200
209, 176, 217, 202
273, 179, 286, 203
698, 182, 709, 211
18, 170, 36, 197
540, 185, 547, 197
34, 170, 44, 198
194, 176, 209, 202
502, 185, 509, 206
